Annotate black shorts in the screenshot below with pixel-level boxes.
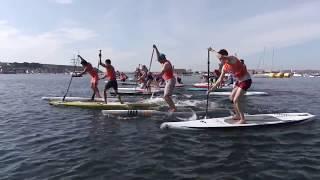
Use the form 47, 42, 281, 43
105, 80, 118, 91
146, 75, 153, 81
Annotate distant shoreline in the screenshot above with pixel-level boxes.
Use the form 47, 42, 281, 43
0, 62, 319, 74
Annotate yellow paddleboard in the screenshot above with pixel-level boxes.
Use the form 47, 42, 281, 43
49, 100, 158, 110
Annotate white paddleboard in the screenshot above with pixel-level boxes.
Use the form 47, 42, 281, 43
160, 113, 315, 130
210, 91, 268, 96
118, 81, 138, 86
118, 87, 162, 93
193, 83, 233, 89
159, 83, 184, 88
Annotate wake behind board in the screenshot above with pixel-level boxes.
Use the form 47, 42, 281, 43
102, 108, 230, 118
160, 113, 315, 130
193, 83, 211, 88
102, 110, 195, 118
49, 100, 159, 110
210, 91, 268, 96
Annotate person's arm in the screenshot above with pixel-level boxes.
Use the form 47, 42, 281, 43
75, 55, 87, 77
99, 61, 107, 68
99, 56, 107, 67
153, 44, 161, 61
78, 55, 87, 62
74, 67, 87, 77
208, 66, 226, 92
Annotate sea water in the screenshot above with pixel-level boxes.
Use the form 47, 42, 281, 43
0, 74, 319, 179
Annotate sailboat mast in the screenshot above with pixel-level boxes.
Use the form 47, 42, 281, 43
271, 48, 274, 72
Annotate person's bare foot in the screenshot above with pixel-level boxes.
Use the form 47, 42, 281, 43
232, 116, 240, 120
235, 119, 246, 124
168, 108, 177, 112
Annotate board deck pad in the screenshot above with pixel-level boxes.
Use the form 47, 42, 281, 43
224, 115, 281, 124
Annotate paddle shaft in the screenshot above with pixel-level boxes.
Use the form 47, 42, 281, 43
205, 49, 210, 118
63, 76, 73, 101
148, 48, 155, 72
98, 50, 101, 71
63, 55, 77, 101
148, 49, 155, 98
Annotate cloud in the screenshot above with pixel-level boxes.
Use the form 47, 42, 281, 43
0, 21, 97, 64
53, 0, 73, 4
209, 1, 320, 56
2, 1, 320, 70
138, 1, 320, 70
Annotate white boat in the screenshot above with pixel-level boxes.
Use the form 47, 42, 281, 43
160, 113, 315, 130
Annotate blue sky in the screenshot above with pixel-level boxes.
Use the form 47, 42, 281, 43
0, 0, 320, 71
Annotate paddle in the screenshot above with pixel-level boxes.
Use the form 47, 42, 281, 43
148, 49, 156, 98
148, 48, 155, 72
205, 48, 210, 119
98, 50, 101, 72
62, 55, 78, 101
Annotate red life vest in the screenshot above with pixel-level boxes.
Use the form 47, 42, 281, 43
223, 59, 247, 79
162, 60, 174, 80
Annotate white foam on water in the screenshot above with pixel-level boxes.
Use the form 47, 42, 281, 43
176, 109, 198, 121
175, 99, 207, 107
142, 97, 166, 104
208, 101, 220, 109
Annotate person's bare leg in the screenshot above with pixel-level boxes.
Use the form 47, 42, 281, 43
147, 81, 151, 93
91, 83, 96, 101
233, 88, 246, 124
164, 96, 176, 112
95, 87, 101, 98
104, 86, 108, 104
114, 90, 123, 104
230, 87, 240, 120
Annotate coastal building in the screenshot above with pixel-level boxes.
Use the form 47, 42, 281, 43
173, 68, 193, 75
